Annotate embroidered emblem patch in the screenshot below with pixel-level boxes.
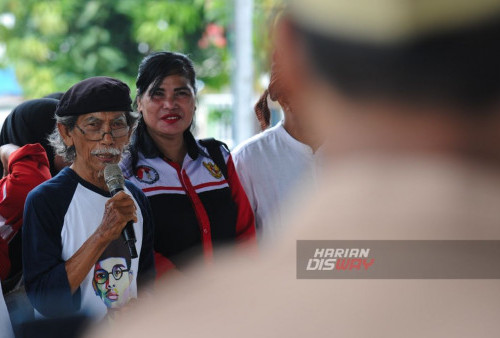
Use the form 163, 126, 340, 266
203, 161, 223, 179
135, 165, 159, 184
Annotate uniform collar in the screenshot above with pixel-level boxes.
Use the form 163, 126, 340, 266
140, 129, 203, 161
185, 130, 202, 160
276, 121, 315, 156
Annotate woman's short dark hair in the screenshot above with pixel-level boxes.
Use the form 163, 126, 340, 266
127, 51, 197, 173
135, 51, 197, 108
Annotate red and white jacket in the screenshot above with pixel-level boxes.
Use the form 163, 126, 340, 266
121, 132, 255, 277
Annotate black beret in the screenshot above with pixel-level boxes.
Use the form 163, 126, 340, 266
55, 76, 132, 117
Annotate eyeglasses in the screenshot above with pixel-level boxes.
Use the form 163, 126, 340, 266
94, 265, 130, 284
75, 123, 130, 141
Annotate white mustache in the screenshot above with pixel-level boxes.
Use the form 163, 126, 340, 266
91, 147, 121, 156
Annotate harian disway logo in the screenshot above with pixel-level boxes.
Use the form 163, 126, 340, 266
306, 248, 375, 271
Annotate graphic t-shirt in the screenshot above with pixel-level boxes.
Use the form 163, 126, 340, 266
22, 167, 154, 320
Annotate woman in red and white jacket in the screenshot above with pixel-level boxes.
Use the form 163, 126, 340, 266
121, 52, 255, 277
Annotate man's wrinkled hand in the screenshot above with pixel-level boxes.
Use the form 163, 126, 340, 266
97, 191, 137, 242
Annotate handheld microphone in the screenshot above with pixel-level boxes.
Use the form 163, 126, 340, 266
104, 164, 138, 258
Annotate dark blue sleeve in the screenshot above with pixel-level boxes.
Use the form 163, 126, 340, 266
22, 179, 81, 317
126, 181, 155, 290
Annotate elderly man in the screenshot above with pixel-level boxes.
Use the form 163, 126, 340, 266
22, 77, 154, 320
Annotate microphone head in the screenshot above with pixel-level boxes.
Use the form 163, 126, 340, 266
104, 164, 125, 193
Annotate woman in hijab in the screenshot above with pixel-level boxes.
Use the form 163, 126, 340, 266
0, 98, 61, 177
0, 98, 65, 289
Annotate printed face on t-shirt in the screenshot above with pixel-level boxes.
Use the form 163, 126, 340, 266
92, 256, 133, 308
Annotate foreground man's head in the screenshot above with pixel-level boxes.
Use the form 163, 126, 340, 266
89, 1, 500, 337
277, 0, 500, 163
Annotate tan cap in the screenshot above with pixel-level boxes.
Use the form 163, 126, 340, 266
288, 0, 500, 44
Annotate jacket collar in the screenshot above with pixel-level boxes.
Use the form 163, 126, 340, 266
140, 129, 202, 161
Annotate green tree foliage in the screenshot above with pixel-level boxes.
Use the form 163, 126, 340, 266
0, 0, 278, 98
253, 0, 283, 92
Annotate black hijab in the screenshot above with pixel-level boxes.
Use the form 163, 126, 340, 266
0, 98, 59, 176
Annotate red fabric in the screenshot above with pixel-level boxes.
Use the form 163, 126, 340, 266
154, 251, 176, 277
0, 239, 9, 281
0, 143, 51, 280
181, 170, 214, 264
226, 155, 256, 244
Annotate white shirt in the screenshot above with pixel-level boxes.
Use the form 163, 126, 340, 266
233, 121, 318, 243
